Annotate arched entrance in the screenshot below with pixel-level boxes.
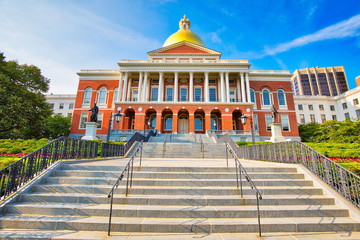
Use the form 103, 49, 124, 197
145, 109, 156, 130
210, 109, 222, 131
178, 109, 189, 134
123, 109, 135, 129
194, 109, 205, 134
162, 109, 173, 133
232, 110, 243, 131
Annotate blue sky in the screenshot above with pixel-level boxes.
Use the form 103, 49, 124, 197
0, 0, 359, 93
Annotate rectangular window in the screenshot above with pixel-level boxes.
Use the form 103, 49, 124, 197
254, 114, 258, 131
151, 87, 158, 101
281, 115, 290, 131
166, 87, 173, 102
308, 105, 313, 110
50, 103, 54, 109
69, 103, 74, 109
180, 87, 188, 102
345, 112, 350, 120
209, 79, 216, 84
229, 80, 235, 84
300, 114, 305, 124
67, 113, 72, 117
354, 98, 359, 105
132, 89, 138, 101
194, 87, 202, 102
209, 88, 217, 102
265, 114, 272, 131
330, 105, 335, 111
151, 79, 159, 84
356, 109, 360, 120
298, 105, 303, 110
332, 115, 337, 120
342, 103, 348, 109
79, 113, 88, 129
97, 113, 103, 128
319, 105, 324, 111
310, 114, 315, 123
229, 90, 236, 102
59, 103, 64, 109
321, 114, 326, 123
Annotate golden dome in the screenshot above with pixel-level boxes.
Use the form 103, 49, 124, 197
163, 15, 205, 47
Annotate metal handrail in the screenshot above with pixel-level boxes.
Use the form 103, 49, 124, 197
200, 134, 204, 152
226, 142, 262, 237
107, 141, 143, 236
237, 141, 360, 209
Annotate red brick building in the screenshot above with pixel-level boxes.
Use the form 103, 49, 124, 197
70, 16, 299, 141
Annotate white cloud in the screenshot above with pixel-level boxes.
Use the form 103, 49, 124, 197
263, 14, 360, 56
0, 0, 161, 94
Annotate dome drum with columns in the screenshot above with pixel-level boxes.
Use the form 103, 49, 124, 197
70, 16, 300, 141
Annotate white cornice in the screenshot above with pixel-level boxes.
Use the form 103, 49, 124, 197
148, 41, 222, 55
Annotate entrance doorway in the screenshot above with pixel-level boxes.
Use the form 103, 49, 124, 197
178, 109, 189, 134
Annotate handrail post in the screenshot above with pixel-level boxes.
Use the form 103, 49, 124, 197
140, 141, 143, 167
108, 192, 114, 236
235, 160, 239, 188
126, 165, 130, 196
225, 143, 228, 167
239, 164, 243, 198
256, 191, 262, 237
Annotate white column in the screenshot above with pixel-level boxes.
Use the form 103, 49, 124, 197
236, 74, 241, 102
127, 77, 132, 101
117, 72, 123, 102
174, 72, 178, 102
121, 72, 128, 101
240, 72, 246, 102
225, 72, 230, 102
189, 72, 194, 102
158, 72, 163, 102
245, 72, 251, 103
142, 72, 148, 101
138, 72, 143, 102
220, 72, 225, 102
204, 71, 209, 102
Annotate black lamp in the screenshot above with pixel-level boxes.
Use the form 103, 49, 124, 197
114, 111, 122, 123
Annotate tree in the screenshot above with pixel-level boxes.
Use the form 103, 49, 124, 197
298, 122, 321, 142
41, 114, 72, 139
0, 52, 52, 139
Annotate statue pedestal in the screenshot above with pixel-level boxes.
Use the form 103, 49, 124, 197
268, 122, 287, 143
81, 122, 98, 140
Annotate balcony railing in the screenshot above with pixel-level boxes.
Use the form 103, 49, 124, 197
120, 59, 249, 64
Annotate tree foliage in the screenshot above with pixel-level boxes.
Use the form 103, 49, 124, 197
0, 52, 52, 139
41, 114, 72, 139
298, 120, 360, 143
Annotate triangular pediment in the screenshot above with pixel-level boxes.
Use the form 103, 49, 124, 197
148, 41, 221, 56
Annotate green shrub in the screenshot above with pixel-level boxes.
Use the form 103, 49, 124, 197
8, 147, 22, 154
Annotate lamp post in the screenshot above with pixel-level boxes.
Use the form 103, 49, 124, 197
240, 113, 255, 158
106, 111, 122, 143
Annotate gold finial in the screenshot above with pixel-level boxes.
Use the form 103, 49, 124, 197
179, 15, 190, 30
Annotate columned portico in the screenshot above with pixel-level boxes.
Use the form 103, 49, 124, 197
138, 72, 143, 102
245, 72, 251, 103
122, 72, 128, 102
189, 72, 194, 102
158, 72, 163, 102
240, 72, 246, 102
220, 72, 225, 102
174, 72, 178, 102
225, 72, 230, 102
204, 71, 209, 102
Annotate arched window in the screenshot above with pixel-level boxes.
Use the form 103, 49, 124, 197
262, 89, 270, 106
277, 89, 286, 106
211, 115, 218, 130
194, 115, 203, 130
113, 88, 118, 103
83, 87, 92, 104
149, 113, 156, 129
250, 89, 256, 103
98, 88, 107, 104
164, 114, 173, 130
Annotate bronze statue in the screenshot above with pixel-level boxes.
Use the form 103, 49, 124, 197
271, 105, 278, 123
89, 103, 99, 122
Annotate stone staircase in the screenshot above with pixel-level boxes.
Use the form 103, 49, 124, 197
143, 133, 225, 158
0, 162, 360, 238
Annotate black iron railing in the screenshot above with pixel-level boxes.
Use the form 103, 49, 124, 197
101, 130, 157, 158
107, 141, 143, 236
0, 137, 98, 200
217, 133, 262, 236
236, 141, 360, 209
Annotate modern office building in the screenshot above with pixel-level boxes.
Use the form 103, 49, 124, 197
69, 16, 299, 141
45, 94, 76, 117
294, 85, 360, 124
291, 66, 349, 97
